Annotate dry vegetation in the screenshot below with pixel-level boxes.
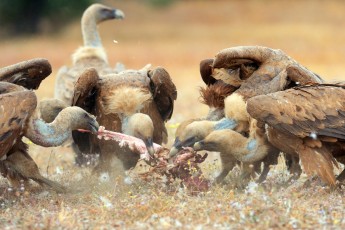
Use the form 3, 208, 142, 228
1, 0, 345, 228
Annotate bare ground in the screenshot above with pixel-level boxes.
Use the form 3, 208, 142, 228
1, 0, 345, 229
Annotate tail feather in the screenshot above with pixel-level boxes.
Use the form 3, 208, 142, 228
33, 177, 66, 193
299, 146, 337, 186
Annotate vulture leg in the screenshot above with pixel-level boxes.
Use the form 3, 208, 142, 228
6, 150, 66, 193
285, 154, 302, 183
256, 163, 270, 183
215, 153, 237, 183
0, 160, 27, 188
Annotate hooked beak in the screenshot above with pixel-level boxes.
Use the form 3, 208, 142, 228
88, 120, 100, 134
113, 9, 125, 19
169, 146, 179, 158
193, 141, 204, 151
169, 137, 182, 158
144, 137, 155, 156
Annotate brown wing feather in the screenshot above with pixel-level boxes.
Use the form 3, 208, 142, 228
299, 146, 337, 185
71, 68, 100, 154
247, 85, 345, 139
286, 65, 324, 85
212, 46, 323, 99
0, 82, 37, 157
148, 67, 177, 121
200, 58, 216, 85
0, 58, 51, 90
72, 68, 99, 112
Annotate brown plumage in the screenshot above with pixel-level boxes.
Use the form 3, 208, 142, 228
199, 80, 237, 121
0, 59, 100, 191
247, 82, 345, 185
0, 82, 63, 191
201, 46, 322, 99
0, 82, 99, 191
197, 48, 323, 184
169, 103, 280, 183
72, 67, 177, 173
54, 3, 125, 105
0, 58, 51, 89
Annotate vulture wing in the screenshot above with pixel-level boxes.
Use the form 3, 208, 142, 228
0, 82, 37, 157
200, 58, 216, 85
247, 84, 345, 139
285, 65, 324, 86
0, 58, 51, 90
211, 46, 322, 98
148, 67, 177, 121
71, 68, 100, 153
72, 68, 99, 113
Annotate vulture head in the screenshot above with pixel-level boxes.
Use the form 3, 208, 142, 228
81, 4, 125, 47
84, 3, 125, 24
169, 118, 237, 158
122, 113, 155, 155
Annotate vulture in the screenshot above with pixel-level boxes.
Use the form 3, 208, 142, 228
172, 46, 324, 183
72, 67, 177, 173
0, 59, 100, 192
54, 3, 125, 105
246, 69, 345, 186
170, 98, 283, 184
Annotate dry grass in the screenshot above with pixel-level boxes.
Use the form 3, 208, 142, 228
1, 0, 345, 228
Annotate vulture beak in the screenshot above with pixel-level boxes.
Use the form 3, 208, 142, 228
193, 141, 204, 151
88, 119, 100, 134
169, 137, 182, 158
144, 137, 155, 156
169, 146, 179, 158
113, 9, 125, 19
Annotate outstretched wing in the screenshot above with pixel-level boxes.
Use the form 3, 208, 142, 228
148, 67, 177, 121
71, 68, 100, 153
247, 84, 345, 139
0, 82, 37, 157
0, 58, 51, 90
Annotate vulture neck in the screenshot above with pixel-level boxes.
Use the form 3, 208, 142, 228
82, 8, 102, 47
217, 130, 268, 163
206, 107, 225, 121
25, 107, 80, 147
227, 132, 268, 163
121, 115, 133, 135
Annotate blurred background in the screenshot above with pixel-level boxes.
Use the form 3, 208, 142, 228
1, 0, 345, 125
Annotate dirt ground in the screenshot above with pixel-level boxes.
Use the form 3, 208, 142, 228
1, 0, 345, 229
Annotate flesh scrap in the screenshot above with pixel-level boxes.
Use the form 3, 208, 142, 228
140, 147, 210, 195
78, 126, 210, 193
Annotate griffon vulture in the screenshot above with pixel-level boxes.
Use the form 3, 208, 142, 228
72, 67, 177, 173
0, 60, 99, 192
54, 3, 125, 105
